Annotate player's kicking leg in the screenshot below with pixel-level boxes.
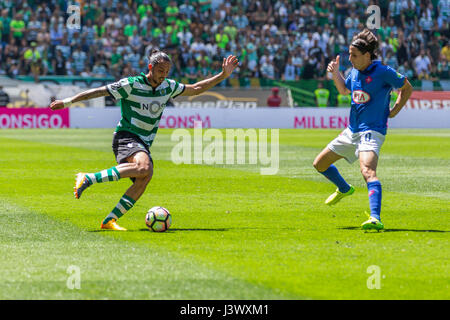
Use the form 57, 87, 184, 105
74, 167, 120, 199
359, 151, 384, 231
313, 147, 354, 206
101, 151, 153, 231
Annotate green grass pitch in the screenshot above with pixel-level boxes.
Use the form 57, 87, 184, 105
0, 128, 448, 299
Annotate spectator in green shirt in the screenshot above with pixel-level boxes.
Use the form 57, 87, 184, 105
10, 13, 25, 45
315, 0, 330, 27
215, 26, 229, 50
166, 20, 180, 45
24, 42, 43, 81
94, 23, 105, 38
314, 82, 330, 107
337, 93, 351, 107
152, 22, 163, 39
388, 31, 399, 53
198, 0, 212, 13
377, 20, 391, 42
137, 1, 153, 19
156, 0, 170, 11
176, 14, 191, 33
110, 44, 122, 77
83, 1, 101, 22
224, 24, 237, 41
124, 23, 137, 37
165, 1, 179, 24
0, 9, 11, 43
111, 52, 122, 67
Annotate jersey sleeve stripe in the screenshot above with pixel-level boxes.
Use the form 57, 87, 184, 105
170, 81, 179, 97
117, 87, 129, 99
172, 84, 185, 99
122, 79, 133, 94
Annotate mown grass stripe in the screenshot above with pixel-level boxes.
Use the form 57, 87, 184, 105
0, 197, 291, 299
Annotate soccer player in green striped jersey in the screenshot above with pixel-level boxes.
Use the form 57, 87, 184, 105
50, 50, 239, 230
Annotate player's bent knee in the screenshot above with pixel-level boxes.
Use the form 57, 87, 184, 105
313, 161, 321, 172
361, 166, 376, 180
313, 159, 327, 173
136, 163, 153, 178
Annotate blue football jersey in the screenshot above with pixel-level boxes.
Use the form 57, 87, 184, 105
345, 60, 406, 135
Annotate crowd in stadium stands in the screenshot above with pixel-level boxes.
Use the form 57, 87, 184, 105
0, 0, 449, 84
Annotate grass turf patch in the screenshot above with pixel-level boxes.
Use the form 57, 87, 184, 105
0, 129, 448, 299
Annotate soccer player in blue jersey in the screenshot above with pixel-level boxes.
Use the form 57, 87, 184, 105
313, 29, 413, 230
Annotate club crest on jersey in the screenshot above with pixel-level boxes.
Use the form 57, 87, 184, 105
365, 76, 372, 84
352, 90, 371, 104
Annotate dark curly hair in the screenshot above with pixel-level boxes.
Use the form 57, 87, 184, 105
351, 29, 379, 60
148, 49, 171, 66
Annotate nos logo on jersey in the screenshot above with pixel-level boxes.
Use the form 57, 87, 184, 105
352, 90, 371, 104
142, 101, 166, 114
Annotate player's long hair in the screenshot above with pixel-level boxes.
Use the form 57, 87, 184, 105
351, 29, 379, 60
148, 49, 171, 66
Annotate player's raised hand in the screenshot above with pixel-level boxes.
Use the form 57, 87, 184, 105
222, 55, 239, 77
49, 100, 65, 110
327, 55, 340, 75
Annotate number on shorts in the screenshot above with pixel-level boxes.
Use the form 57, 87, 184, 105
364, 133, 372, 142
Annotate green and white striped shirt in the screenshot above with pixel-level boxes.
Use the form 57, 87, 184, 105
106, 72, 185, 147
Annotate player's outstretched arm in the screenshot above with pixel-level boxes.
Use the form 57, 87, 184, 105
389, 79, 413, 118
49, 86, 110, 110
181, 55, 239, 97
327, 55, 350, 95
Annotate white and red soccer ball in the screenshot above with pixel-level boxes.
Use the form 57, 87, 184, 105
145, 206, 172, 232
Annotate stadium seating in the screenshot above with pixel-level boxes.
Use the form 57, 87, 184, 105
0, 1, 448, 87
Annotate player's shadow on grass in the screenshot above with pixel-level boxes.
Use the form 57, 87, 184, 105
88, 228, 231, 233
135, 228, 231, 232
338, 226, 449, 233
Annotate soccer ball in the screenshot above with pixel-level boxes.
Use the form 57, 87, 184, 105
145, 206, 172, 232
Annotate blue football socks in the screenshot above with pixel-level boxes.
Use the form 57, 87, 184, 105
320, 165, 351, 193
367, 180, 382, 221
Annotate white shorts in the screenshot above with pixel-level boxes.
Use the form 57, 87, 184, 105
327, 127, 386, 163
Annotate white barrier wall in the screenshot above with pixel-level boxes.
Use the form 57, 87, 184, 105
70, 107, 122, 128
69, 107, 450, 129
